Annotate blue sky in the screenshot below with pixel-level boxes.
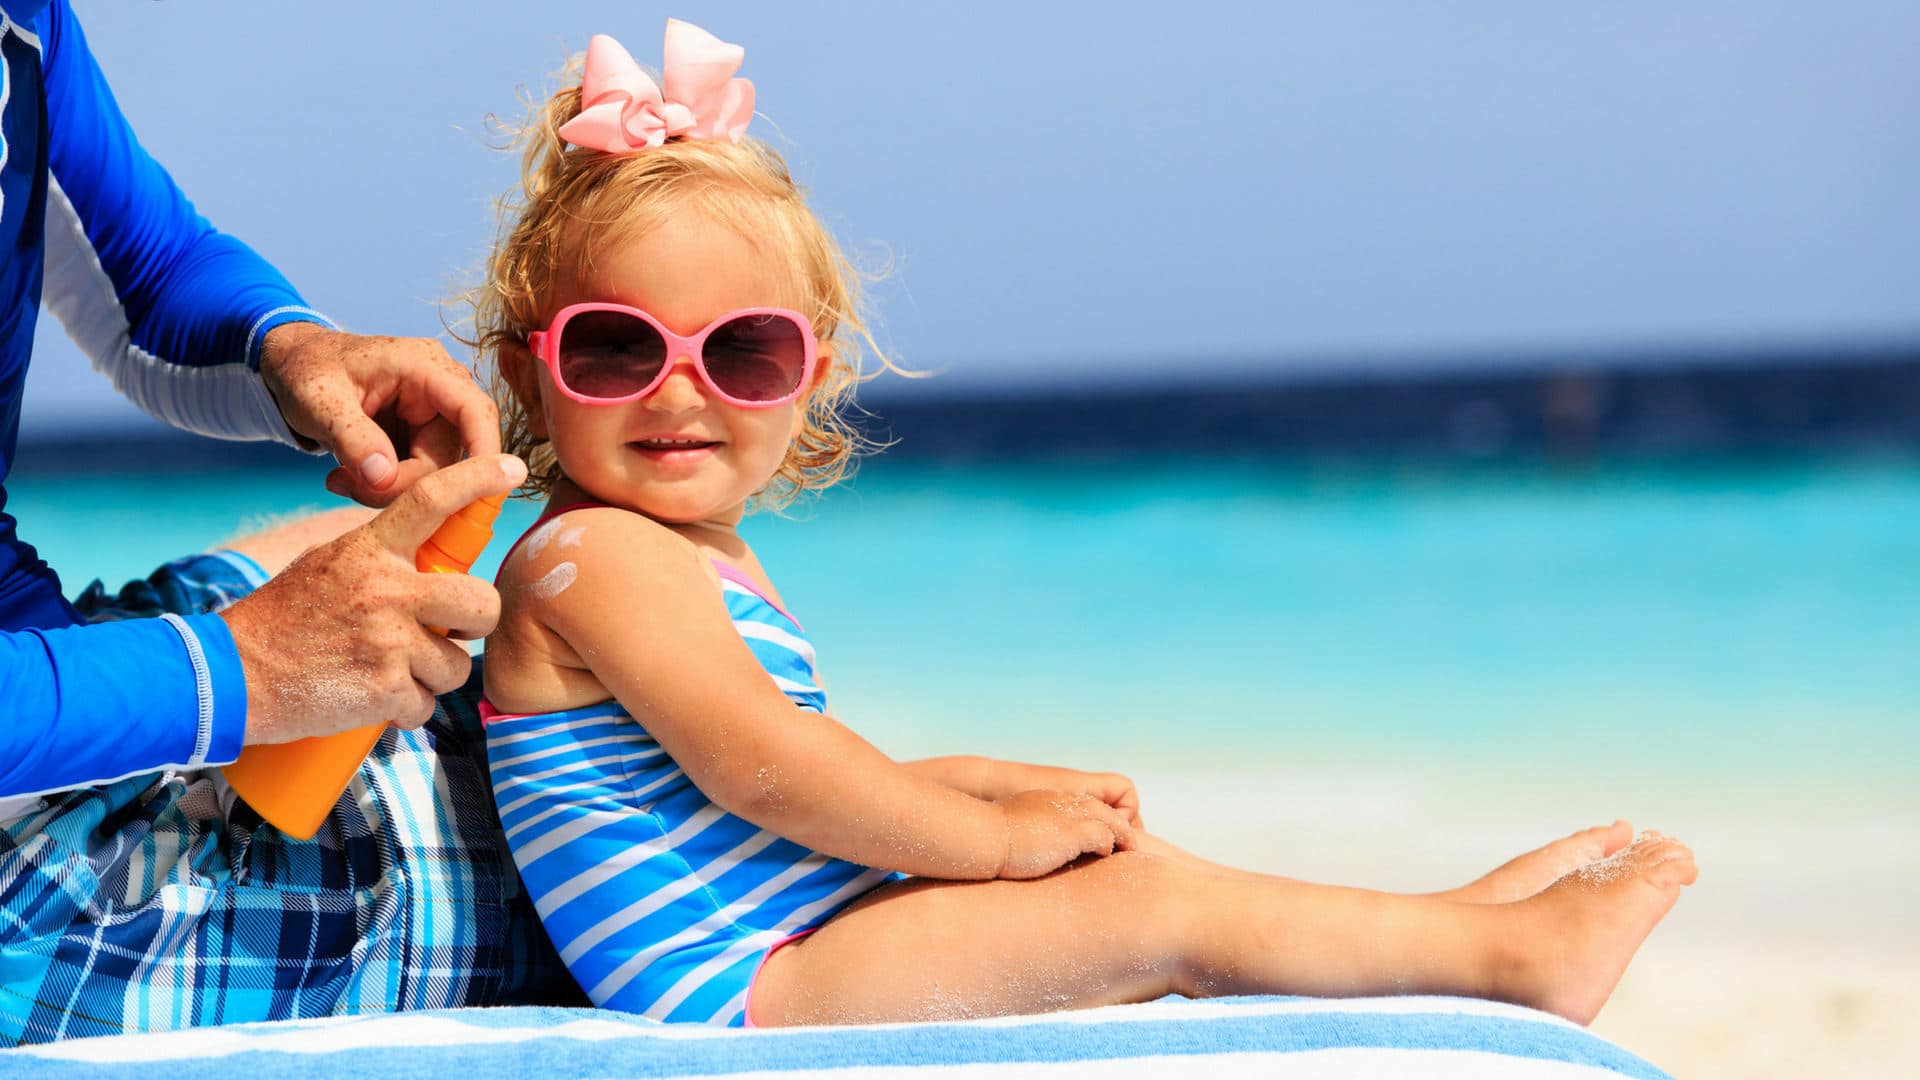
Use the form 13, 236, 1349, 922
24, 1, 1920, 435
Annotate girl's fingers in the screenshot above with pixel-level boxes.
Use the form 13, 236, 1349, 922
1078, 794, 1134, 853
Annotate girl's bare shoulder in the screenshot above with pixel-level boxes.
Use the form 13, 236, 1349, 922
485, 506, 721, 712
498, 505, 717, 599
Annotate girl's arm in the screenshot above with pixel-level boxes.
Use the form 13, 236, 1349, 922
905, 757, 1143, 828
505, 509, 1132, 880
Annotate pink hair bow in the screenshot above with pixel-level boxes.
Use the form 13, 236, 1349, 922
558, 19, 755, 154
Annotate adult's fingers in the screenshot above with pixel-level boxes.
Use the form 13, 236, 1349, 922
410, 350, 502, 460
322, 399, 405, 505
368, 453, 526, 556
322, 466, 356, 501
385, 416, 466, 497
413, 572, 502, 640
407, 629, 475, 699
388, 680, 440, 732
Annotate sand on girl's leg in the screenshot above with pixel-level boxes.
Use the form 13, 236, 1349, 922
748, 838, 1694, 1027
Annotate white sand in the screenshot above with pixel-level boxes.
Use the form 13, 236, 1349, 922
1125, 766, 1920, 1080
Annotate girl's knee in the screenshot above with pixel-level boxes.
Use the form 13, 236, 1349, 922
1096, 849, 1178, 882
1081, 851, 1209, 992
1082, 850, 1193, 917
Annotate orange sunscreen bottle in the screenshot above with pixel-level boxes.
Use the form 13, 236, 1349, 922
221, 492, 508, 840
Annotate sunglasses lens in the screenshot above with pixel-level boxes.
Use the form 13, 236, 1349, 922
556, 310, 667, 399
703, 313, 809, 402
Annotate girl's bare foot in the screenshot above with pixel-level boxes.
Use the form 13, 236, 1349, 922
1498, 831, 1698, 1025
1444, 820, 1634, 904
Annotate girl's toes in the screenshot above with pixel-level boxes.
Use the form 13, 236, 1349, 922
1629, 836, 1697, 887
1600, 820, 1632, 856
1572, 821, 1631, 862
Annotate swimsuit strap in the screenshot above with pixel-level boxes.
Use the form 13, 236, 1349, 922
708, 557, 803, 629
493, 500, 611, 578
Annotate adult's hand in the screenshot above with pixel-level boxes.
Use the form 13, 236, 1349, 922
259, 322, 502, 507
219, 454, 526, 745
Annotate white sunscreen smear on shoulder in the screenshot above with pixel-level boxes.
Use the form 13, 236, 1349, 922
523, 520, 562, 560
526, 561, 578, 599
525, 521, 587, 561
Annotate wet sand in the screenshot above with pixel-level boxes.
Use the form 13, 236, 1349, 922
1130, 766, 1919, 1080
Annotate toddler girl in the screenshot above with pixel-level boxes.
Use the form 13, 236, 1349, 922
476, 20, 1696, 1029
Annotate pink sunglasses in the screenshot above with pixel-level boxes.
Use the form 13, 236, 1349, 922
528, 302, 818, 408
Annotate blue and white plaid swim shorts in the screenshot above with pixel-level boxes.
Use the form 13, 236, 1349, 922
0, 552, 571, 1045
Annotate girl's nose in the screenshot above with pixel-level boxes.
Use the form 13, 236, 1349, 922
643, 354, 706, 411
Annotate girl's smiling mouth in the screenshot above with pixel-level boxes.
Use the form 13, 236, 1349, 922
630, 437, 722, 461
633, 436, 720, 449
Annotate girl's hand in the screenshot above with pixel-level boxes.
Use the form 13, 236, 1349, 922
983, 761, 1144, 831
996, 789, 1136, 880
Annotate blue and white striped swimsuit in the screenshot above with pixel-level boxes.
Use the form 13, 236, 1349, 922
483, 519, 901, 1026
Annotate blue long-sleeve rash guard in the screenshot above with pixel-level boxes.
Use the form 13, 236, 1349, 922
0, 0, 333, 798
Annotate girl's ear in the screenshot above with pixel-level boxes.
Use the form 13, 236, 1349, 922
791, 349, 833, 440
499, 339, 549, 440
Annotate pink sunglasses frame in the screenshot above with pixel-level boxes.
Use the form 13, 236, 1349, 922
528, 302, 819, 409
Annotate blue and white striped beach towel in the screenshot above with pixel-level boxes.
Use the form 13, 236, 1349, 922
3, 996, 1672, 1078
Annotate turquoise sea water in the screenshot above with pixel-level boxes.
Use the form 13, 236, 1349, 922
10, 453, 1917, 816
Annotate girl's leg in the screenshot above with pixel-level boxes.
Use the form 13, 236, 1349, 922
750, 833, 1695, 1028
217, 506, 378, 575
1129, 820, 1636, 904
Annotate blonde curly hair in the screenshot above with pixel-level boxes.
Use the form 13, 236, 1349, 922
458, 58, 890, 508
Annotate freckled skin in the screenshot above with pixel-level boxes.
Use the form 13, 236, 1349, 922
222, 455, 522, 742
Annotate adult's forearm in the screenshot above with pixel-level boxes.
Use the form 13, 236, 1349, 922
0, 616, 247, 800
38, 0, 331, 446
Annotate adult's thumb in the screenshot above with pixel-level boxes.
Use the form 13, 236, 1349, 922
368, 454, 527, 555
327, 412, 402, 505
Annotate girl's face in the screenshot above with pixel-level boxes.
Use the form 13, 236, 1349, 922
520, 210, 816, 528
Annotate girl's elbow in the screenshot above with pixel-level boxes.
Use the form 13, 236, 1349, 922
701, 762, 798, 828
